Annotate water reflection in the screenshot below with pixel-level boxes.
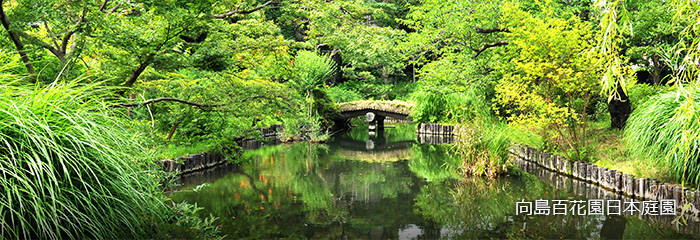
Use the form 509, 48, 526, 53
169, 124, 694, 239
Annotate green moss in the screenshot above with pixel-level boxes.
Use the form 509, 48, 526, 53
338, 100, 415, 115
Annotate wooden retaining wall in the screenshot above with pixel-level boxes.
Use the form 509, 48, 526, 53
416, 123, 455, 135
510, 144, 700, 217
417, 134, 455, 144
385, 117, 412, 124
159, 125, 283, 174
513, 156, 700, 236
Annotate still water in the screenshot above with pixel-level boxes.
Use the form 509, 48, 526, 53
169, 124, 694, 239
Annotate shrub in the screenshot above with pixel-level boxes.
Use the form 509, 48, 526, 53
311, 89, 341, 129
0, 81, 167, 239
495, 1, 601, 160
624, 88, 700, 185
289, 50, 336, 97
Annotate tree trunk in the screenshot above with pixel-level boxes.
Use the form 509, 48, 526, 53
651, 55, 661, 85
382, 67, 389, 99
0, 0, 36, 78
166, 120, 182, 140
608, 84, 631, 129
123, 54, 154, 87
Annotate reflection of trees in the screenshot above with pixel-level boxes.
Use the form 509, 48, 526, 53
413, 175, 619, 239
171, 140, 419, 238
171, 138, 694, 239
409, 144, 461, 182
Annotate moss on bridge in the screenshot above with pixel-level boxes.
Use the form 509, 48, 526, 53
338, 100, 415, 115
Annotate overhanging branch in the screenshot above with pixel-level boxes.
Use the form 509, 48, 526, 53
116, 97, 222, 109
454, 40, 508, 58
213, 1, 277, 19
473, 40, 508, 58
475, 27, 510, 33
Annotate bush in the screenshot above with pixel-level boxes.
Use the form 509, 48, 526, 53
624, 88, 700, 185
133, 70, 301, 149
0, 81, 168, 239
311, 89, 341, 129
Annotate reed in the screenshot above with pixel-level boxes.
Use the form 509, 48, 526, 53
624, 89, 700, 185
0, 80, 167, 239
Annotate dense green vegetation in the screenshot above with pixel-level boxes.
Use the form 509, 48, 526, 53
3, 0, 700, 237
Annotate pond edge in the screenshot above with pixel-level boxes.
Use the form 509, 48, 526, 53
510, 144, 700, 217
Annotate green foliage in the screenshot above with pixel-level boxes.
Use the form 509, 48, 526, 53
411, 83, 491, 124
627, 83, 668, 111
623, 0, 685, 85
133, 69, 301, 152
280, 114, 330, 143
495, 1, 601, 160
284, 51, 339, 135
325, 85, 363, 103
593, 0, 635, 101
154, 202, 222, 240
410, 90, 447, 123
400, 0, 504, 65
289, 50, 336, 94
0, 80, 167, 239
311, 89, 341, 128
190, 45, 231, 72
292, 0, 408, 93
624, 88, 700, 185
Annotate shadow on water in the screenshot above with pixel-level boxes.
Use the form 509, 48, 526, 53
169, 123, 696, 239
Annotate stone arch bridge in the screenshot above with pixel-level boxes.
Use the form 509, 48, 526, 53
337, 100, 414, 131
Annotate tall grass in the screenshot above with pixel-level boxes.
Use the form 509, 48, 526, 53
624, 88, 700, 185
455, 117, 512, 177
0, 80, 167, 239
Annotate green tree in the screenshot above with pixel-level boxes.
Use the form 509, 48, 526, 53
494, 0, 601, 160
283, 0, 408, 98
288, 50, 336, 121
624, 0, 685, 85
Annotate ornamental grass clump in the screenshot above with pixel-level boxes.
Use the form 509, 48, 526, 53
455, 118, 512, 178
0, 81, 166, 239
624, 89, 700, 185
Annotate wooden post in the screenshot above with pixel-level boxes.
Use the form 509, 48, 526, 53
588, 164, 598, 183
598, 167, 608, 187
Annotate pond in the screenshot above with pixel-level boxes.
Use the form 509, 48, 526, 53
169, 123, 695, 239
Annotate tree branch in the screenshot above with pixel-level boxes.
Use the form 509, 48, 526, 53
98, 0, 109, 12
213, 1, 276, 19
473, 40, 508, 58
475, 27, 510, 33
43, 22, 60, 50
122, 27, 186, 89
0, 0, 35, 75
60, 8, 87, 55
17, 30, 66, 61
123, 54, 153, 88
116, 97, 222, 108
107, 3, 121, 14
